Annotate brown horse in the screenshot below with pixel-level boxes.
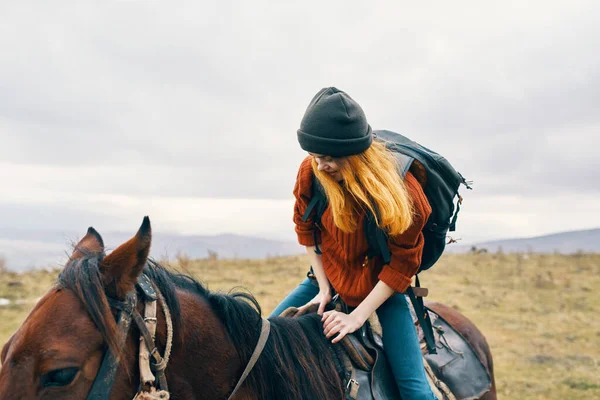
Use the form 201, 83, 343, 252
0, 218, 496, 399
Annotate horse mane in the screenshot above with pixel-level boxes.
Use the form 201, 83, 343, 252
57, 255, 342, 400
56, 254, 123, 359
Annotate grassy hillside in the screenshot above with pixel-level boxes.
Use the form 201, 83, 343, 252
1, 253, 599, 399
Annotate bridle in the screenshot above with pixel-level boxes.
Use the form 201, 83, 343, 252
86, 274, 172, 400
85, 273, 270, 400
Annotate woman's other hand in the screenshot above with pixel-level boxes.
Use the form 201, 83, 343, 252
322, 310, 366, 343
298, 289, 332, 316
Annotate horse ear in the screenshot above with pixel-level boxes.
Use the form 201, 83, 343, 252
1, 333, 13, 364
71, 227, 105, 259
100, 217, 152, 299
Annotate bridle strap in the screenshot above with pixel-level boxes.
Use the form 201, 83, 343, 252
138, 294, 158, 389
86, 274, 173, 400
132, 308, 169, 391
227, 318, 271, 400
86, 292, 137, 400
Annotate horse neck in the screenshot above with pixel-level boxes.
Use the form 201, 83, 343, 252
131, 283, 343, 400
132, 289, 244, 400
165, 289, 343, 400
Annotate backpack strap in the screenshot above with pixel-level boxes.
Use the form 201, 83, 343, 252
449, 195, 462, 232
449, 173, 473, 232
302, 195, 321, 223
406, 276, 437, 354
364, 211, 391, 265
301, 176, 327, 255
392, 151, 414, 178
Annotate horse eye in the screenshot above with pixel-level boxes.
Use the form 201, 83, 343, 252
41, 367, 79, 388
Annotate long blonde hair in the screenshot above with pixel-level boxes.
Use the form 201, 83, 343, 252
312, 140, 414, 235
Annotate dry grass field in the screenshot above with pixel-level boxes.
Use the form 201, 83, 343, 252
1, 252, 599, 399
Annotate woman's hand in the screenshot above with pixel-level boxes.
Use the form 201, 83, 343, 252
321, 310, 366, 343
321, 280, 395, 343
298, 289, 332, 316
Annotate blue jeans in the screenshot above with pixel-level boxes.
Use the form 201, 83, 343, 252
270, 278, 437, 400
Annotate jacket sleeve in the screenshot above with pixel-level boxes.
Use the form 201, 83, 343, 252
378, 172, 432, 293
293, 156, 322, 246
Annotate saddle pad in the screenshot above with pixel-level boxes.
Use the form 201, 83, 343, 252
423, 313, 492, 400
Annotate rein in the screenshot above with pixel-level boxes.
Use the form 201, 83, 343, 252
226, 318, 271, 400
86, 274, 173, 400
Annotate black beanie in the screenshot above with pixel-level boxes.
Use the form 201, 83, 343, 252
297, 87, 373, 157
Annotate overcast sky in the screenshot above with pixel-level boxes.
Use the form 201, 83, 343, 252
1, 1, 599, 245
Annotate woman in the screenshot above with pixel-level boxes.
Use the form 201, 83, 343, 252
270, 87, 436, 400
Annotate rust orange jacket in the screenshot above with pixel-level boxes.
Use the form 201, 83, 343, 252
293, 156, 432, 307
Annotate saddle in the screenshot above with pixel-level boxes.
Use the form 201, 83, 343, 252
281, 299, 491, 400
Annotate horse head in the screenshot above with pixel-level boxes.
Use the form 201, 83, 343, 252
0, 218, 153, 400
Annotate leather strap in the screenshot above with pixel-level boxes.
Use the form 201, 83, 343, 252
133, 276, 172, 394
302, 176, 327, 255
139, 297, 158, 387
227, 318, 271, 400
346, 369, 360, 400
334, 341, 359, 400
407, 277, 437, 354
131, 296, 169, 391
137, 273, 158, 301
86, 292, 137, 400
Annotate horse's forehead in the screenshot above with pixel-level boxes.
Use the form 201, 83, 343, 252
33, 289, 90, 326
6, 289, 100, 361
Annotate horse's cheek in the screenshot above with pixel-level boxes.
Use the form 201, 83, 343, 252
82, 350, 104, 382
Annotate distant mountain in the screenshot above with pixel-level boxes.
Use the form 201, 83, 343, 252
447, 228, 600, 254
0, 229, 304, 272
1, 227, 598, 272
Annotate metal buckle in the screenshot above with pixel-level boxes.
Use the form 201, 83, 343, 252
346, 378, 359, 390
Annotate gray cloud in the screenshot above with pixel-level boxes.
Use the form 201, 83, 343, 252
1, 1, 599, 238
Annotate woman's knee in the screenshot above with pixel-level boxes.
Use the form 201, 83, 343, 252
269, 278, 318, 317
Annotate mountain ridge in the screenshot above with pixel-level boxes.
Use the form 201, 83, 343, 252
446, 228, 600, 254
1, 227, 598, 272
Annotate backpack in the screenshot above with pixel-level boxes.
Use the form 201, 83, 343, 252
302, 129, 472, 272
